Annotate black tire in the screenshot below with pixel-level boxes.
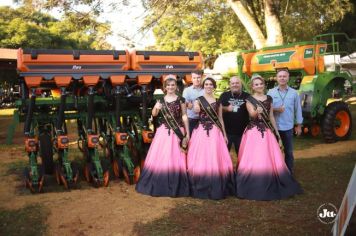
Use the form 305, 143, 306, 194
322, 101, 352, 143
39, 132, 54, 174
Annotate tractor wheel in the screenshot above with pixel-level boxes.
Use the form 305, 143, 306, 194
39, 132, 54, 175
322, 102, 352, 143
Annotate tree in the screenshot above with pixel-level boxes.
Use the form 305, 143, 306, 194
0, 5, 112, 49
148, 0, 251, 61
14, 0, 354, 53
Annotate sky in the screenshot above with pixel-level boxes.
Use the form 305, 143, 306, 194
0, 0, 156, 49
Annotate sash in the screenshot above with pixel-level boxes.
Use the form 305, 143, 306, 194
248, 96, 284, 151
197, 96, 223, 132
159, 98, 188, 152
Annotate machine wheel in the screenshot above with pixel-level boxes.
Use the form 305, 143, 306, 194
84, 163, 92, 183
122, 167, 131, 185
101, 159, 110, 187
54, 163, 68, 189
322, 102, 352, 143
133, 166, 141, 184
112, 157, 120, 179
310, 124, 321, 137
71, 162, 80, 185
24, 166, 45, 193
39, 132, 54, 174
140, 159, 145, 170
54, 164, 61, 185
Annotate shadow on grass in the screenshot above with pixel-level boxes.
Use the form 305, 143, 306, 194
132, 153, 356, 236
0, 204, 48, 236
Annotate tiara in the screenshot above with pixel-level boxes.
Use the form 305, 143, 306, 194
164, 74, 177, 81
250, 73, 263, 80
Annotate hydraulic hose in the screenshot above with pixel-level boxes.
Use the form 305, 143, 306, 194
141, 85, 148, 129
115, 87, 122, 130
56, 88, 66, 131
24, 89, 36, 135
87, 87, 94, 131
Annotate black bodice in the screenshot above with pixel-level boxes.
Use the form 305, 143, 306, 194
156, 96, 185, 135
199, 101, 219, 136
245, 95, 272, 138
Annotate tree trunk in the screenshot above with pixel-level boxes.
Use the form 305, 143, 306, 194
264, 0, 284, 46
227, 0, 266, 49
227, 0, 284, 48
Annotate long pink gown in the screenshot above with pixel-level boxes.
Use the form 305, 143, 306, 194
136, 97, 189, 197
235, 95, 302, 200
187, 100, 235, 200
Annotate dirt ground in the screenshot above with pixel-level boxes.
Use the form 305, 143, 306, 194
0, 116, 355, 235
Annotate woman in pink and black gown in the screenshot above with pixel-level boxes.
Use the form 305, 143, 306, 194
187, 77, 235, 200
235, 75, 302, 201
136, 75, 190, 197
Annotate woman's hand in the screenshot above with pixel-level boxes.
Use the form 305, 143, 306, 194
256, 106, 263, 114
181, 135, 189, 150
193, 100, 200, 113
186, 100, 193, 109
154, 100, 162, 110
224, 136, 228, 144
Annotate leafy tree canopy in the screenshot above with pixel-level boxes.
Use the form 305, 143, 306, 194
7, 0, 356, 57
142, 0, 354, 55
0, 5, 112, 49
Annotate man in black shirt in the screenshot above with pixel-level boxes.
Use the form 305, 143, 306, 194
219, 76, 249, 155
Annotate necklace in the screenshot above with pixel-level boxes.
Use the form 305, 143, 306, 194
231, 91, 241, 98
277, 88, 288, 105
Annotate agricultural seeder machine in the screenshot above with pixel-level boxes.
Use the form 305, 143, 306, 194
237, 32, 356, 143
13, 49, 202, 193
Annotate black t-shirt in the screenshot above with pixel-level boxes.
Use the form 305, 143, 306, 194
219, 91, 250, 135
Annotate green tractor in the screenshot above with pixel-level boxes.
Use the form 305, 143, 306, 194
237, 32, 356, 142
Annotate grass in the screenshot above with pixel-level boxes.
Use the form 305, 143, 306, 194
0, 111, 355, 235
4, 160, 27, 177
293, 121, 356, 150
132, 153, 356, 236
0, 204, 49, 236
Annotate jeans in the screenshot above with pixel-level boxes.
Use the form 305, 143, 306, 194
188, 118, 199, 136
279, 129, 294, 174
227, 134, 242, 155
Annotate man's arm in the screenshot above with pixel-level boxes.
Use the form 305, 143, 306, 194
267, 89, 284, 113
294, 92, 303, 136
183, 87, 193, 110
219, 93, 232, 112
